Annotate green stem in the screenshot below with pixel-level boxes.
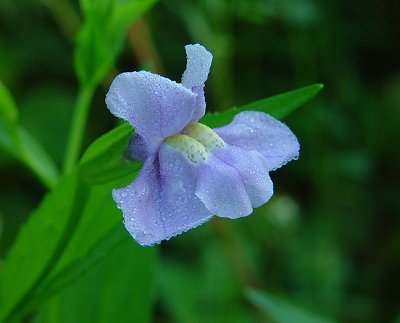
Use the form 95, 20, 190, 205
63, 85, 94, 174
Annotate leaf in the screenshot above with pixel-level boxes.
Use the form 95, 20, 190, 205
74, 0, 158, 88
17, 127, 60, 189
34, 233, 156, 323
0, 128, 143, 322
0, 80, 18, 128
33, 173, 138, 303
200, 83, 323, 127
79, 122, 140, 184
245, 289, 337, 323
0, 82, 59, 188
0, 172, 82, 323
0, 124, 59, 189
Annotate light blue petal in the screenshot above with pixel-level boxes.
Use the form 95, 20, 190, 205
181, 44, 213, 90
126, 133, 147, 162
113, 158, 163, 246
196, 154, 253, 219
113, 145, 213, 246
106, 71, 197, 155
213, 145, 274, 208
214, 111, 300, 171
181, 44, 213, 122
190, 85, 207, 122
158, 143, 213, 239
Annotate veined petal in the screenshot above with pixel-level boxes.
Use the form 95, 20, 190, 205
214, 111, 300, 171
181, 44, 213, 122
213, 145, 274, 208
105, 71, 197, 155
195, 154, 253, 219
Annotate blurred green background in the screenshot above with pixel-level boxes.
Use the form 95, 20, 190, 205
1, 0, 399, 322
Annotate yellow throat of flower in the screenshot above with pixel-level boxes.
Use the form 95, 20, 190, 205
164, 123, 225, 163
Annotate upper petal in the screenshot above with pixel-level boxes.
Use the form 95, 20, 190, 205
214, 111, 300, 171
212, 145, 274, 208
105, 71, 197, 154
181, 44, 213, 90
181, 44, 213, 122
195, 153, 253, 219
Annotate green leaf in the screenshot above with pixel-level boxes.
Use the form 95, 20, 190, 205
245, 289, 337, 323
0, 124, 59, 189
0, 127, 144, 322
34, 234, 156, 323
17, 127, 60, 189
0, 80, 18, 128
74, 0, 158, 88
0, 172, 82, 323
79, 122, 140, 184
32, 173, 138, 302
0, 82, 59, 188
200, 83, 323, 127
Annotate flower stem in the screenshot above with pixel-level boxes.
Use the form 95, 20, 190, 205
63, 85, 94, 174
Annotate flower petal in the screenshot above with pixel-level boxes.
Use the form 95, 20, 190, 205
105, 71, 197, 154
213, 145, 274, 208
126, 133, 147, 162
181, 44, 213, 122
113, 145, 213, 246
158, 143, 213, 239
181, 44, 213, 90
113, 159, 163, 246
195, 154, 252, 219
214, 111, 300, 171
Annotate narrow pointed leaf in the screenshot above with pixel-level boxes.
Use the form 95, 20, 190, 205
201, 83, 323, 127
0, 82, 59, 188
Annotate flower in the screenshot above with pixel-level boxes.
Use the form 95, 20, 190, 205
105, 44, 299, 246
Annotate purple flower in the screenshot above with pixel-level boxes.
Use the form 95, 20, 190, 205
105, 44, 299, 246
